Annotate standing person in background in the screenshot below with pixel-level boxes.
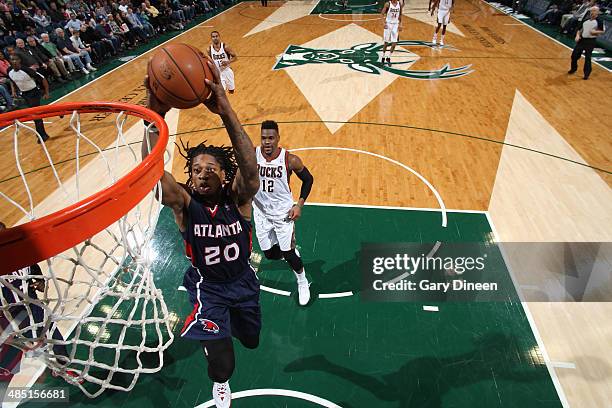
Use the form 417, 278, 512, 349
7, 54, 51, 143
207, 30, 237, 94
568, 6, 605, 80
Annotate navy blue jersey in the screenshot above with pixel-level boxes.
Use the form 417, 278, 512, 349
1, 264, 42, 304
181, 186, 253, 282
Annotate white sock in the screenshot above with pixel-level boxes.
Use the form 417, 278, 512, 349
294, 269, 307, 284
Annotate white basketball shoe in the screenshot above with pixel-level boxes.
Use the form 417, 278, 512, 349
213, 381, 231, 408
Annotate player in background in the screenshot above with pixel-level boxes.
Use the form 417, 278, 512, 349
430, 0, 453, 46
253, 120, 314, 306
381, 0, 402, 67
207, 31, 237, 94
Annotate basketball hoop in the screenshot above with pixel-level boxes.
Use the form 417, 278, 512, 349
0, 102, 174, 397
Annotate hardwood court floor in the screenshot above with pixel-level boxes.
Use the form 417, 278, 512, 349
3, 0, 611, 407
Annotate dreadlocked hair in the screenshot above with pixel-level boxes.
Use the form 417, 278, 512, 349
177, 139, 238, 188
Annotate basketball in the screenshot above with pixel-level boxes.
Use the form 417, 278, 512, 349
147, 43, 213, 109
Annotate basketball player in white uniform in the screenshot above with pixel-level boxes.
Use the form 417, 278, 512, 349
253, 120, 314, 306
207, 31, 237, 94
430, 0, 453, 46
381, 0, 402, 66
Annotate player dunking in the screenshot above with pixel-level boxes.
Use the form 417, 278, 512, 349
254, 120, 314, 306
430, 0, 453, 46
381, 0, 402, 67
142, 63, 259, 408
207, 31, 237, 94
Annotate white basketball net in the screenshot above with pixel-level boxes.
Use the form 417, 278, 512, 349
0, 109, 174, 398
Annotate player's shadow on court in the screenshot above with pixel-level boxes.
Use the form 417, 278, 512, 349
284, 333, 554, 408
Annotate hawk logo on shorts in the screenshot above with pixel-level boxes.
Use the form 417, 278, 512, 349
274, 41, 473, 79
199, 319, 220, 334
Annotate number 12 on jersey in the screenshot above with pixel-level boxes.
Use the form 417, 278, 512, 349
261, 179, 274, 192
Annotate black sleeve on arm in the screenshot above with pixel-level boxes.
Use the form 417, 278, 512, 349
295, 166, 313, 202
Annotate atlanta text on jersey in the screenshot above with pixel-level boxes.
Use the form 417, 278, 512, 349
193, 220, 243, 238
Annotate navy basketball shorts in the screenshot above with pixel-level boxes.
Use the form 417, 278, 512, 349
180, 267, 261, 341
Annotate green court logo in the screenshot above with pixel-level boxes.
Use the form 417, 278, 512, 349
274, 41, 473, 79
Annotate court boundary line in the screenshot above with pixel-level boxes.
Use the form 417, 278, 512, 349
479, 0, 611, 73
306, 201, 486, 214
317, 13, 382, 21
485, 211, 570, 408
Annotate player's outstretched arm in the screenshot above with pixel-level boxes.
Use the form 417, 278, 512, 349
141, 78, 190, 214
203, 61, 259, 205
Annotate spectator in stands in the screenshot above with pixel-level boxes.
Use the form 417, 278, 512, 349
64, 12, 82, 32
122, 9, 148, 41
134, 6, 155, 36
174, 0, 195, 22
94, 2, 108, 19
48, 3, 65, 25
40, 32, 81, 75
118, 0, 129, 13
568, 5, 605, 79
70, 26, 99, 64
32, 8, 52, 30
54, 27, 96, 72
21, 10, 37, 28
139, 2, 162, 33
79, 21, 110, 59
4, 11, 27, 35
12, 40, 43, 72
159, 0, 184, 29
7, 54, 50, 143
35, 0, 50, 13
26, 36, 71, 82
537, 4, 563, 24
95, 17, 121, 52
0, 52, 16, 111
562, 0, 595, 34
107, 13, 134, 47
23, 26, 41, 43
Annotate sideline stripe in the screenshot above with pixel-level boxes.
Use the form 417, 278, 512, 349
261, 285, 291, 296
319, 291, 353, 298
485, 211, 570, 408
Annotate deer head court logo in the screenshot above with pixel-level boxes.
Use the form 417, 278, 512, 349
274, 41, 474, 80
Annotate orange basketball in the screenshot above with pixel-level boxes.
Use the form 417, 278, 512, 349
147, 43, 213, 109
